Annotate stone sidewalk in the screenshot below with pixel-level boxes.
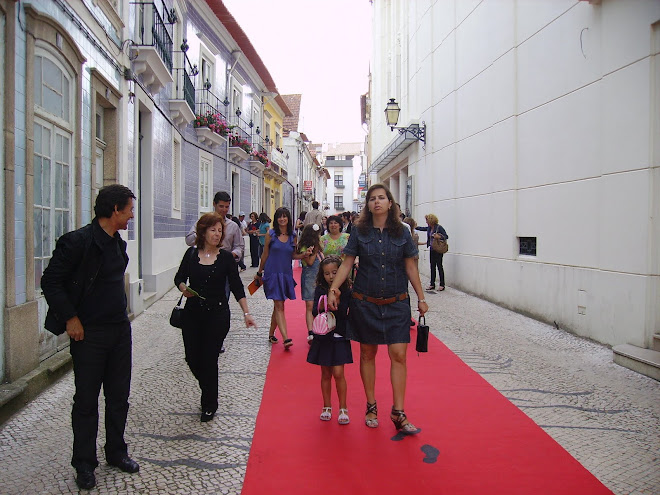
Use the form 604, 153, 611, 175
0, 267, 658, 494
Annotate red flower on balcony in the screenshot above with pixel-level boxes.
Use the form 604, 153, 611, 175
193, 113, 231, 137
229, 135, 252, 154
250, 148, 270, 166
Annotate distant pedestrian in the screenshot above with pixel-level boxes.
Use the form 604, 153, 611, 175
403, 217, 422, 269
41, 184, 139, 490
255, 207, 312, 349
307, 256, 353, 424
415, 213, 448, 291
295, 211, 307, 236
174, 212, 257, 422
257, 212, 271, 258
247, 212, 261, 267
303, 200, 323, 230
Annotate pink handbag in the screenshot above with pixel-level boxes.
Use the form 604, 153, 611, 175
312, 295, 337, 335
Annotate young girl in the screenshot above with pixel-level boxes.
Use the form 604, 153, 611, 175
298, 224, 323, 343
306, 256, 353, 424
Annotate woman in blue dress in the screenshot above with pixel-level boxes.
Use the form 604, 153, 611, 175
255, 207, 313, 349
327, 184, 428, 434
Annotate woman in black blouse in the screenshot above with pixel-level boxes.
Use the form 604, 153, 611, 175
174, 212, 256, 422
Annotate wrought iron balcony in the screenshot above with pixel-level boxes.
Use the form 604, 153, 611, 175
193, 88, 230, 148
194, 88, 228, 122
131, 1, 174, 93
170, 48, 196, 125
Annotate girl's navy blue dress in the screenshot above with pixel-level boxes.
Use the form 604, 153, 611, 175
306, 286, 353, 367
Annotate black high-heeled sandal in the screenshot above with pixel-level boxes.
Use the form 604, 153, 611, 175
365, 401, 378, 428
268, 335, 278, 344
390, 407, 420, 435
283, 338, 293, 350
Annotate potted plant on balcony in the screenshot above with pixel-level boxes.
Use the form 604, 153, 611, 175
193, 113, 231, 137
229, 135, 252, 154
250, 149, 270, 167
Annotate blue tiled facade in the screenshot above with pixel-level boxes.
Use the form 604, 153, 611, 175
3, 0, 285, 384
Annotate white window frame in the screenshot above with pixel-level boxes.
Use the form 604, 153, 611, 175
198, 43, 215, 91
199, 150, 213, 214
33, 46, 75, 292
172, 133, 182, 218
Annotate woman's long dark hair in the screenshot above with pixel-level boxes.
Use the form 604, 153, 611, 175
356, 183, 402, 237
298, 224, 321, 254
315, 255, 349, 291
273, 207, 293, 236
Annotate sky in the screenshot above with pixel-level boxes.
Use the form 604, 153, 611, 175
222, 0, 372, 145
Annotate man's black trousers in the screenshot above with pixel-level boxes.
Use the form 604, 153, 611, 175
69, 321, 132, 471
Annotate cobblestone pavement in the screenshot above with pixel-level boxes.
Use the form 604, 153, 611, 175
0, 267, 658, 494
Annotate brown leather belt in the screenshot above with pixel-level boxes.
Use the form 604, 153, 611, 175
352, 291, 408, 306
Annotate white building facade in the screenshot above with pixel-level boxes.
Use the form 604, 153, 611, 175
368, 0, 660, 351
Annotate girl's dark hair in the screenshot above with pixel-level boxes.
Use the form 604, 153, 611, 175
258, 212, 271, 223
298, 224, 321, 254
250, 211, 258, 221
326, 215, 343, 229
94, 184, 136, 218
298, 211, 307, 221
356, 183, 402, 237
315, 255, 349, 291
273, 207, 293, 236
195, 212, 225, 249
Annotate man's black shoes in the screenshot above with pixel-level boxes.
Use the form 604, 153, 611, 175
75, 469, 96, 490
108, 455, 140, 473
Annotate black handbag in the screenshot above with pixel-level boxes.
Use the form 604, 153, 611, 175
416, 316, 429, 353
169, 294, 184, 329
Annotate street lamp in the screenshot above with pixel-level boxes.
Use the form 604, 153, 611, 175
385, 98, 401, 127
384, 98, 425, 143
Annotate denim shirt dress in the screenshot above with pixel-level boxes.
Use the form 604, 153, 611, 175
344, 226, 418, 344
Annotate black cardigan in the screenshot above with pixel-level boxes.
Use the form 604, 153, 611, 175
174, 247, 246, 304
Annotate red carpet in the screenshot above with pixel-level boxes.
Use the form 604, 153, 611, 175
242, 268, 613, 494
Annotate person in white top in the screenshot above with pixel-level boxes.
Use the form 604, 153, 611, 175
303, 200, 324, 230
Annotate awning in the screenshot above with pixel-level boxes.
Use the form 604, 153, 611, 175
369, 124, 423, 174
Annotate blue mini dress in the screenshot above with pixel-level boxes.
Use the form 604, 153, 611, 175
263, 229, 297, 301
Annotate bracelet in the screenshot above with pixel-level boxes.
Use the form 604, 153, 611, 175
256, 272, 263, 277
244, 312, 250, 316
418, 299, 426, 304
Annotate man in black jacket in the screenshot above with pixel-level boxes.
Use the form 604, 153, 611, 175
41, 184, 139, 490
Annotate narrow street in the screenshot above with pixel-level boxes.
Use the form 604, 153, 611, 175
0, 267, 658, 494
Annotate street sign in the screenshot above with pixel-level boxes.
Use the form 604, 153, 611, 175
303, 180, 313, 192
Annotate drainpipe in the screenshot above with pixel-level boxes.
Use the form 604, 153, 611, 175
225, 50, 242, 182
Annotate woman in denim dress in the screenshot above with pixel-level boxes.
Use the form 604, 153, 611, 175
327, 184, 428, 435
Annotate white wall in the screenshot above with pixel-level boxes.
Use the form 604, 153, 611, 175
371, 0, 660, 347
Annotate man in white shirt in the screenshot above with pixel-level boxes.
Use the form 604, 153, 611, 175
303, 200, 323, 230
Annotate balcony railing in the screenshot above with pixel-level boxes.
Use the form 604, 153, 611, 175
133, 1, 173, 72
229, 112, 251, 143
195, 88, 227, 122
